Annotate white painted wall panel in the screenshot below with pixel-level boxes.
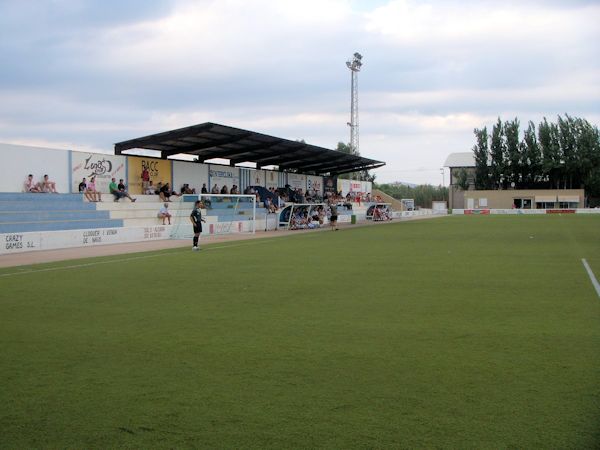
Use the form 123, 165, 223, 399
173, 161, 209, 194
0, 143, 70, 193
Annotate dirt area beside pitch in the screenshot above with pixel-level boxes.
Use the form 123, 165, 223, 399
0, 215, 445, 268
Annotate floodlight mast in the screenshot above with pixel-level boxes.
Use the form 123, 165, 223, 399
346, 52, 362, 161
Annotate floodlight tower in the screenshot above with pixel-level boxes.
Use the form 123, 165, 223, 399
346, 52, 362, 157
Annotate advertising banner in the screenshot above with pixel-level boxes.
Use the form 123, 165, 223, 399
323, 176, 337, 195
127, 156, 172, 194
248, 169, 265, 188
71, 152, 126, 193
287, 173, 306, 190
306, 175, 323, 195
265, 171, 278, 190
209, 166, 239, 192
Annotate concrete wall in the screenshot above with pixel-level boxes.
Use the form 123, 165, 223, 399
1, 143, 70, 193
462, 189, 585, 209
173, 161, 209, 194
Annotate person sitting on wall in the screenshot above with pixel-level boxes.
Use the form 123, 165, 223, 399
159, 182, 179, 202
157, 202, 172, 225
109, 177, 136, 202
201, 183, 208, 194
41, 174, 58, 193
86, 176, 102, 202
230, 184, 239, 195
23, 174, 42, 193
180, 183, 196, 195
220, 185, 229, 194
211, 183, 219, 194
79, 177, 94, 202
145, 180, 156, 195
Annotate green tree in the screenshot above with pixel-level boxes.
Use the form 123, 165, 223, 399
375, 183, 448, 208
489, 118, 505, 189
473, 127, 490, 189
538, 118, 562, 189
521, 121, 542, 188
455, 168, 470, 191
504, 118, 522, 187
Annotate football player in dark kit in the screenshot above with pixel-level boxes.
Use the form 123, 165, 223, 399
190, 200, 205, 251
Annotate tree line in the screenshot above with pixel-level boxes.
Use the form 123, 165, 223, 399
472, 115, 600, 196
375, 183, 448, 208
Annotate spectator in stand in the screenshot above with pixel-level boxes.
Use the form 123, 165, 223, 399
23, 174, 42, 193
41, 174, 58, 193
211, 183, 219, 194
109, 177, 136, 202
159, 182, 179, 202
145, 180, 156, 195
201, 183, 208, 194
220, 185, 229, 194
265, 197, 277, 213
86, 176, 102, 202
180, 183, 195, 194
154, 182, 163, 195
230, 185, 239, 194
141, 167, 150, 193
157, 202, 172, 225
78, 177, 95, 202
117, 179, 127, 191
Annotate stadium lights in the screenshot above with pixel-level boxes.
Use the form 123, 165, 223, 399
346, 52, 362, 72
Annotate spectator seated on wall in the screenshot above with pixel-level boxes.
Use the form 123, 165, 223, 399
159, 182, 179, 202
145, 180, 156, 195
23, 174, 42, 193
109, 177, 136, 202
41, 174, 59, 193
86, 176, 102, 202
157, 202, 172, 225
180, 183, 196, 195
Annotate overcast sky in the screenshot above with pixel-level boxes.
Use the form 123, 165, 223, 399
1, 0, 598, 185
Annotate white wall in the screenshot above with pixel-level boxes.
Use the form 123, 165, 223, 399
173, 160, 209, 193
0, 143, 70, 193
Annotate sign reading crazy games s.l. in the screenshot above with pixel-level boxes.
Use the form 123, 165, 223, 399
71, 152, 126, 193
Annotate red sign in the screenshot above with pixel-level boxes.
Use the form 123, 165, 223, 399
464, 209, 490, 215
546, 209, 575, 214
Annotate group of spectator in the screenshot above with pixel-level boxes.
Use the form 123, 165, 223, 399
78, 177, 102, 202
23, 174, 58, 193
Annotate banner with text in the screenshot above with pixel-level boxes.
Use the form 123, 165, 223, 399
127, 156, 172, 194
71, 152, 126, 193
209, 166, 239, 192
287, 173, 306, 190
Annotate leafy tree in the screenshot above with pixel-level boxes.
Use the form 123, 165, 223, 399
472, 127, 490, 189
538, 118, 562, 189
504, 118, 522, 187
375, 183, 448, 208
521, 121, 542, 187
489, 118, 505, 189
455, 168, 470, 191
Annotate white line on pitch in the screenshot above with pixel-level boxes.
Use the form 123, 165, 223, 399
0, 236, 292, 278
582, 259, 600, 298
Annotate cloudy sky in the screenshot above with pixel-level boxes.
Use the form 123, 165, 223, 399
1, 0, 598, 184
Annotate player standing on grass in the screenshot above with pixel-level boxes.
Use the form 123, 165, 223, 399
190, 200, 205, 251
329, 196, 339, 231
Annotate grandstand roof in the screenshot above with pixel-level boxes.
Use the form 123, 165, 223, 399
114, 122, 385, 175
444, 152, 475, 168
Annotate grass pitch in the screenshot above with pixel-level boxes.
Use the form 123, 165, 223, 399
1, 215, 599, 448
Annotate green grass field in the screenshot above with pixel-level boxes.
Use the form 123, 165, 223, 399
1, 215, 599, 448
